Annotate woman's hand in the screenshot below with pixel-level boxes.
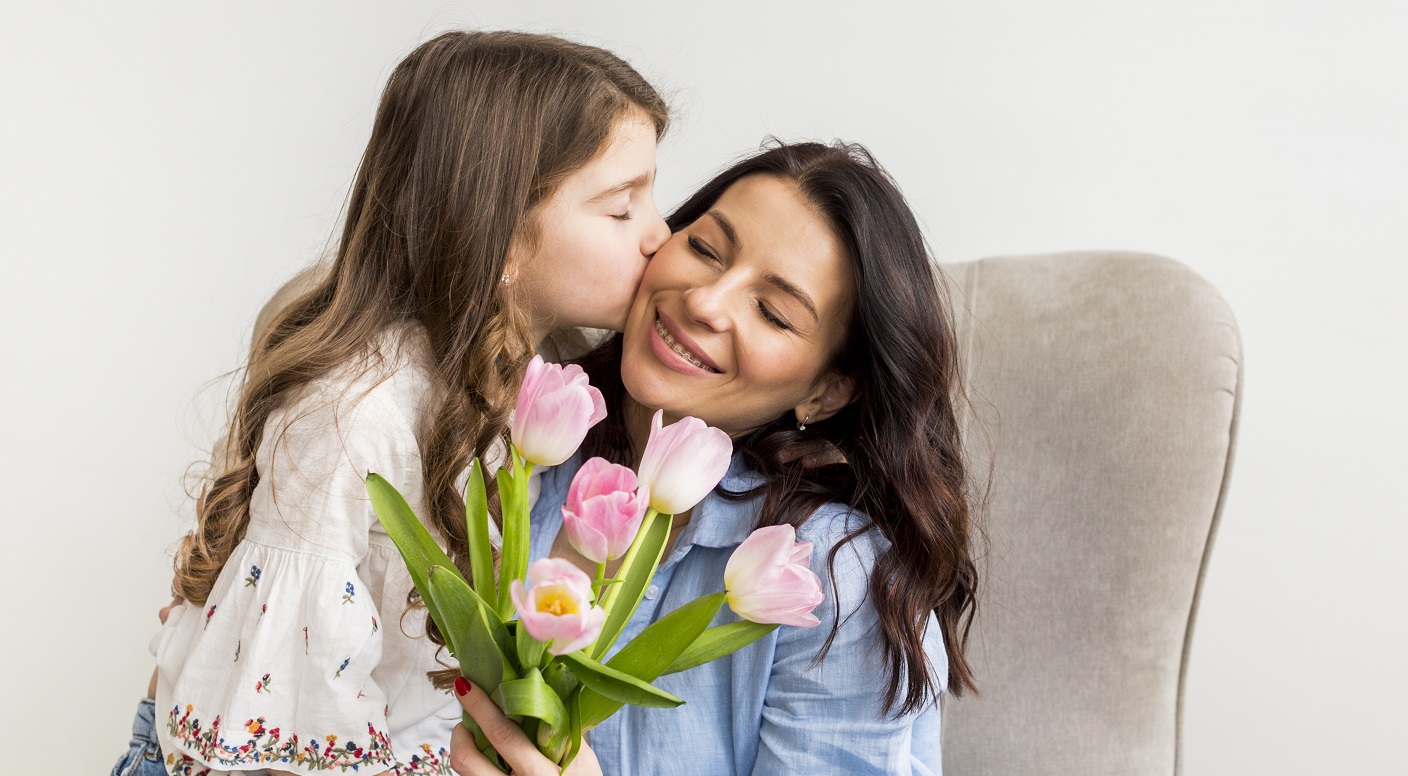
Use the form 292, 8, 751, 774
450, 677, 602, 776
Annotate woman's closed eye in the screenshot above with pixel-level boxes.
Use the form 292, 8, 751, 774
687, 235, 719, 263
757, 299, 792, 331
612, 210, 634, 221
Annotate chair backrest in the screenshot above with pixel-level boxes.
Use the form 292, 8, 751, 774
938, 252, 1241, 775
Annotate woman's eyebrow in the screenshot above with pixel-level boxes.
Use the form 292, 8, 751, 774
763, 272, 818, 321
589, 170, 653, 202
703, 210, 741, 250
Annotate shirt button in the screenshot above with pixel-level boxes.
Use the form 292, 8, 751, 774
644, 585, 659, 600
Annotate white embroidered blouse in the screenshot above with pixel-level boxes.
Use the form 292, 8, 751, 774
154, 323, 487, 776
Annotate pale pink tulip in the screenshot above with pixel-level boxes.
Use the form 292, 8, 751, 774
561, 457, 649, 564
724, 524, 824, 627
511, 356, 608, 467
510, 558, 606, 655
635, 410, 732, 514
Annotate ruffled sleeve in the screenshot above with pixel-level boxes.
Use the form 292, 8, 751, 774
156, 373, 427, 775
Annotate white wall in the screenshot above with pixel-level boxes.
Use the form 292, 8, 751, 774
2, 2, 1403, 772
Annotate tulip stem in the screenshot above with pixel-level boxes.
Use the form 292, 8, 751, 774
593, 564, 605, 598
599, 508, 658, 616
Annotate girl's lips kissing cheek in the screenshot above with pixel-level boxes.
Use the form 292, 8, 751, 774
650, 313, 723, 375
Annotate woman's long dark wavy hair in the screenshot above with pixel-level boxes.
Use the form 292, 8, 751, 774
577, 141, 980, 714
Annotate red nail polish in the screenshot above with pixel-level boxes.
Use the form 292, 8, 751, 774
454, 677, 471, 697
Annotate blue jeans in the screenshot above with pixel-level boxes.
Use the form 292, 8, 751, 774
110, 698, 167, 776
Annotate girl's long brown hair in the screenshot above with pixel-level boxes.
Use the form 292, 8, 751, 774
578, 141, 981, 715
174, 31, 668, 606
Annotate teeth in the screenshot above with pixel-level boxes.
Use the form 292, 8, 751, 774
656, 318, 720, 373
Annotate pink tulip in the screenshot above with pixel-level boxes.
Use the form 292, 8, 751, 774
510, 558, 606, 656
635, 410, 732, 515
511, 356, 608, 467
724, 524, 824, 627
561, 457, 649, 564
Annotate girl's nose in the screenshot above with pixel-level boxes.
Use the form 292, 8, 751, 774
642, 211, 670, 257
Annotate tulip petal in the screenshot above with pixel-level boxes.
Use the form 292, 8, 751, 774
724, 525, 825, 627
637, 411, 733, 514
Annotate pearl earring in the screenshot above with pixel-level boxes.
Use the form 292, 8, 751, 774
798, 413, 811, 431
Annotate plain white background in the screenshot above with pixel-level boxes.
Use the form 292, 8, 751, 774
2, 2, 1404, 773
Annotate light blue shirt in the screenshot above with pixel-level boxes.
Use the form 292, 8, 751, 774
528, 452, 946, 775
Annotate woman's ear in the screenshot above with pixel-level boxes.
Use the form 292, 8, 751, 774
794, 371, 857, 427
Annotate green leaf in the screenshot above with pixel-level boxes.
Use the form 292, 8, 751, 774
492, 668, 568, 729
495, 465, 527, 620
558, 650, 683, 709
464, 459, 497, 603
516, 615, 548, 672
365, 474, 465, 653
577, 592, 725, 728
562, 689, 583, 771
426, 567, 518, 692
592, 510, 670, 659
663, 620, 779, 675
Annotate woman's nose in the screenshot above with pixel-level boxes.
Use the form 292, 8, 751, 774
682, 277, 732, 333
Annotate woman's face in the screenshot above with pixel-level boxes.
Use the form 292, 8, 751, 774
620, 174, 856, 436
514, 112, 670, 336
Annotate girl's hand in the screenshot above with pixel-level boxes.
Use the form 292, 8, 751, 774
147, 596, 184, 698
450, 677, 602, 776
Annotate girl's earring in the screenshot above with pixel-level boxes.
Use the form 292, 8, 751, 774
500, 274, 512, 286
797, 413, 811, 432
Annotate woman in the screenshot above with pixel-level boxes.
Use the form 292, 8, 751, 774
450, 141, 981, 775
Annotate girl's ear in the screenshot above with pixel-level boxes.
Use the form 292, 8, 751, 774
794, 371, 857, 427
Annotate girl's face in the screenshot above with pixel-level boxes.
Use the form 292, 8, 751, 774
515, 113, 670, 336
620, 174, 856, 437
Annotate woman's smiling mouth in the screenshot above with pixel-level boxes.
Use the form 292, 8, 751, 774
653, 313, 722, 374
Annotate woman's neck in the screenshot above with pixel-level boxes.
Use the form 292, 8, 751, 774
621, 396, 659, 469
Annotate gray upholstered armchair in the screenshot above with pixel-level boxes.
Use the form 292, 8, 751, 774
938, 252, 1241, 775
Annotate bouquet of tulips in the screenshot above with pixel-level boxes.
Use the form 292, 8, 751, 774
365, 357, 824, 771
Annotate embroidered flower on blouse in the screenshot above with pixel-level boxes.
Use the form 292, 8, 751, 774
234, 640, 241, 662
335, 657, 350, 678
166, 705, 398, 772
371, 615, 379, 633
259, 603, 268, 621
204, 604, 217, 630
304, 626, 309, 654
244, 565, 261, 587
255, 673, 271, 694
343, 581, 356, 605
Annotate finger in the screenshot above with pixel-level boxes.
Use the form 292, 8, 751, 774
562, 737, 602, 776
449, 722, 502, 776
453, 677, 558, 776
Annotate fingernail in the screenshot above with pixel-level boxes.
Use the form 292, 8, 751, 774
454, 677, 471, 697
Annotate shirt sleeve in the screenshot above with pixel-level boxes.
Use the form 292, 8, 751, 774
156, 379, 424, 775
751, 507, 947, 776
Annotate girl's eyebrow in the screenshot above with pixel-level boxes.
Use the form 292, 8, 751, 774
706, 209, 817, 322
589, 170, 654, 202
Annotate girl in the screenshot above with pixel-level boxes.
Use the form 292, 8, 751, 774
450, 142, 980, 775
117, 30, 671, 776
